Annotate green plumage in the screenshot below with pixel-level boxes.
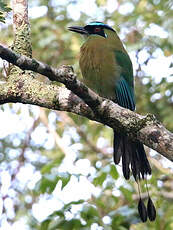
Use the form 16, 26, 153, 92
68, 21, 156, 222
114, 50, 134, 86
114, 50, 135, 110
68, 22, 151, 180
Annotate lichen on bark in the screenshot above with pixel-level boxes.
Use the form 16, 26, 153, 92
11, 0, 32, 75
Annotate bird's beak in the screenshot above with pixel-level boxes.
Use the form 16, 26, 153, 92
68, 26, 88, 35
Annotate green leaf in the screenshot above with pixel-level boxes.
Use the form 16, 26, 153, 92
119, 187, 132, 201
0, 2, 11, 12
81, 205, 99, 225
35, 172, 71, 194
35, 174, 59, 194
0, 1, 12, 23
41, 158, 62, 174
169, 62, 173, 68
117, 226, 128, 230
111, 215, 125, 228
40, 219, 51, 230
93, 172, 107, 186
61, 174, 71, 189
62, 219, 82, 230
110, 164, 119, 180
55, 219, 82, 230
63, 200, 85, 211
50, 210, 65, 218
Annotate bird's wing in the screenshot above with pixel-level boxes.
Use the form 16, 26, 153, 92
114, 50, 135, 111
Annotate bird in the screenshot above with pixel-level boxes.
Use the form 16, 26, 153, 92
68, 21, 156, 222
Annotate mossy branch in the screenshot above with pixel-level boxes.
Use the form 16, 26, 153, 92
0, 44, 172, 160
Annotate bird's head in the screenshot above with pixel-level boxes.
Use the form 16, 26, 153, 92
68, 22, 115, 39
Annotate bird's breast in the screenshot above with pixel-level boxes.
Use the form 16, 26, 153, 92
79, 37, 121, 99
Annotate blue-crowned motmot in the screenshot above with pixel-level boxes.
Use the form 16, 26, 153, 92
68, 22, 156, 222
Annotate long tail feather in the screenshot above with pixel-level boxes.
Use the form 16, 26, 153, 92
113, 130, 151, 180
113, 132, 122, 164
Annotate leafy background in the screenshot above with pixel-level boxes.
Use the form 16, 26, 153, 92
0, 0, 173, 229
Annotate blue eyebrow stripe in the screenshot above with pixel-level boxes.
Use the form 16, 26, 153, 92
88, 22, 104, 26
87, 21, 115, 32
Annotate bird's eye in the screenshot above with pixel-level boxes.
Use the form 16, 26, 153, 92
94, 27, 101, 33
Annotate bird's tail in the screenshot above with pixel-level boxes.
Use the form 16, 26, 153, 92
113, 130, 151, 181
113, 130, 156, 222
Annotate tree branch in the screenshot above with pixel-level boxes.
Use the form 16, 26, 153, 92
0, 45, 172, 161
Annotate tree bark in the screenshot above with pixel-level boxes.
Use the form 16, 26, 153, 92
0, 45, 173, 160
12, 0, 32, 57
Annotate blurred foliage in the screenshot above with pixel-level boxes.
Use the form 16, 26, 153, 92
0, 0, 173, 229
0, 0, 11, 23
